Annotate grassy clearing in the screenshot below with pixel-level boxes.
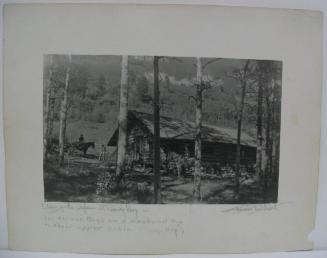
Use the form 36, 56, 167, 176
44, 154, 277, 204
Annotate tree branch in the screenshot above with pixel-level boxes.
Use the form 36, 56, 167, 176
188, 95, 197, 102
203, 58, 223, 70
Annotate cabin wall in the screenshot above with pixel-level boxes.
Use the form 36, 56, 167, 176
202, 142, 233, 165
126, 125, 152, 164
201, 143, 256, 165
241, 146, 257, 165
122, 125, 256, 166
159, 140, 256, 165
162, 140, 256, 165
161, 139, 194, 158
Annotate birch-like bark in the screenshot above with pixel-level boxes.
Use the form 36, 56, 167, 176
263, 77, 273, 191
234, 60, 250, 199
116, 55, 129, 177
44, 55, 53, 160
256, 62, 264, 179
272, 76, 281, 184
234, 79, 247, 199
270, 79, 276, 176
59, 55, 72, 166
193, 57, 202, 200
153, 56, 161, 203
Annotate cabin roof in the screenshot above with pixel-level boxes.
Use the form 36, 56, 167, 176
108, 110, 256, 147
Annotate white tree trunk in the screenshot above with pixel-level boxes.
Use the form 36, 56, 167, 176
153, 56, 161, 203
256, 62, 264, 179
234, 60, 250, 199
234, 80, 247, 199
59, 55, 72, 166
44, 55, 53, 160
194, 57, 202, 200
116, 55, 129, 176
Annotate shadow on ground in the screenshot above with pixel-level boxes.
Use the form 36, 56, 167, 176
44, 155, 278, 204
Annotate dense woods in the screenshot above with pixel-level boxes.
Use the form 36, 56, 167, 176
43, 55, 282, 204
43, 56, 267, 131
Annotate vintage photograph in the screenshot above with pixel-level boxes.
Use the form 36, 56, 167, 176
43, 55, 282, 204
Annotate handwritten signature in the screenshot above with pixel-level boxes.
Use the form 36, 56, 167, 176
221, 202, 292, 214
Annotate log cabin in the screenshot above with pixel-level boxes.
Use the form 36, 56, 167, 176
107, 110, 256, 166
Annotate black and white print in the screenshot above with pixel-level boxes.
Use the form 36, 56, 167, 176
43, 55, 282, 204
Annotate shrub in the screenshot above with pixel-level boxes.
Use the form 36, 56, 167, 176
136, 182, 150, 203
96, 171, 117, 195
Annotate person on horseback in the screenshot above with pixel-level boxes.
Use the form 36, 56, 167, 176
78, 134, 84, 148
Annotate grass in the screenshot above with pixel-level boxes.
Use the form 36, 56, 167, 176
44, 154, 277, 204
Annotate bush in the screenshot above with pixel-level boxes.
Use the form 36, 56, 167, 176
95, 167, 127, 195
136, 182, 150, 203
96, 171, 117, 195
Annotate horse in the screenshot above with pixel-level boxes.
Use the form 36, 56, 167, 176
68, 141, 95, 156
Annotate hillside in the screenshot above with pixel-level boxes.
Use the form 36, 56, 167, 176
44, 55, 262, 148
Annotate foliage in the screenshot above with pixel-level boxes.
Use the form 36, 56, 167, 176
96, 169, 125, 195
44, 55, 282, 137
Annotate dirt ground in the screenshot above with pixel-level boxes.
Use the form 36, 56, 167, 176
44, 154, 277, 204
